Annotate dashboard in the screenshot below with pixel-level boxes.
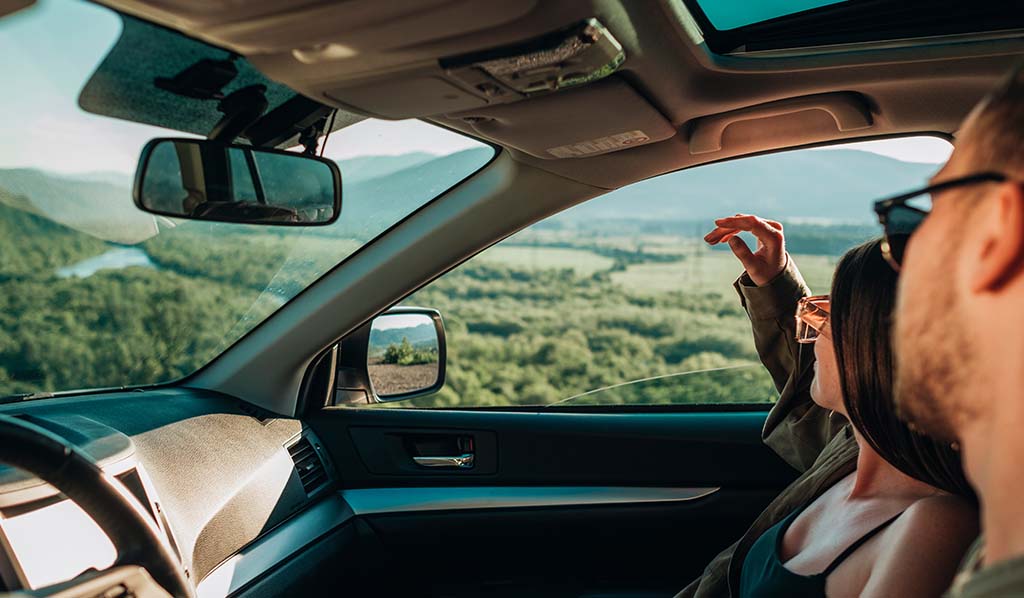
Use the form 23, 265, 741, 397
0, 389, 336, 596
0, 384, 772, 598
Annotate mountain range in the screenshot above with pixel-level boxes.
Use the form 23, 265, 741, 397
368, 322, 437, 356
0, 168, 159, 244
0, 146, 939, 244
553, 148, 938, 225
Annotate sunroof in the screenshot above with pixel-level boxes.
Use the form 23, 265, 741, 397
696, 0, 848, 31
682, 0, 1024, 55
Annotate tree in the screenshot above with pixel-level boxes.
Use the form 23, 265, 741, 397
383, 338, 414, 365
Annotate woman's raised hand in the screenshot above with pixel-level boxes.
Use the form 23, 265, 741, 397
704, 214, 787, 286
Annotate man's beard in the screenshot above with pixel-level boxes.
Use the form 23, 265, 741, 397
893, 269, 974, 443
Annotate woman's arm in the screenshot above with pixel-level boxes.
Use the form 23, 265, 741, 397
675, 216, 851, 598
707, 215, 845, 472
734, 256, 809, 395
737, 260, 845, 471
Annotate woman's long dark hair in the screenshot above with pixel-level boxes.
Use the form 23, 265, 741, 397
830, 239, 974, 499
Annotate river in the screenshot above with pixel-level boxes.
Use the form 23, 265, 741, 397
57, 247, 157, 278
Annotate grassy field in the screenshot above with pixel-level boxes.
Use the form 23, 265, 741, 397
477, 240, 838, 296
477, 246, 615, 276
381, 229, 852, 408
611, 252, 838, 295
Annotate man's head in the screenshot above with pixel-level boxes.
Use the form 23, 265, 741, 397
894, 63, 1024, 443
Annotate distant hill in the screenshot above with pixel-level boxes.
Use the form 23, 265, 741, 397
336, 147, 495, 238
552, 149, 939, 225
0, 168, 157, 244
338, 152, 437, 183
0, 149, 494, 245
59, 170, 135, 189
0, 194, 109, 276
336, 146, 936, 230
0, 147, 936, 248
368, 322, 437, 356
0, 190, 96, 241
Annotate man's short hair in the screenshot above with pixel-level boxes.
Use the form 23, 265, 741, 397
960, 62, 1024, 178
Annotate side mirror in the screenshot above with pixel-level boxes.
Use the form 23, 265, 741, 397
133, 138, 341, 226
333, 308, 446, 405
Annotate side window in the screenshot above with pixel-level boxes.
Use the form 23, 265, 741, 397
393, 137, 952, 409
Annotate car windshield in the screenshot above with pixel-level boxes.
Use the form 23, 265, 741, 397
0, 0, 494, 398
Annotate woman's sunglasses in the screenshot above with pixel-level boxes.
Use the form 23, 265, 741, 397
873, 172, 1007, 271
796, 295, 830, 344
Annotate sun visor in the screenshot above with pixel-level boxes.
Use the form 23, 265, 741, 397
78, 16, 361, 144
452, 78, 676, 160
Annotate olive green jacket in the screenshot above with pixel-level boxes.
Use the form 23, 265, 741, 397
946, 538, 1024, 598
675, 259, 857, 598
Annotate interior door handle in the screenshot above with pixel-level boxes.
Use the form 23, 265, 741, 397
413, 453, 475, 469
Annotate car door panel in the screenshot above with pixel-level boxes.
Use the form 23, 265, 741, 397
308, 407, 796, 595
312, 408, 793, 487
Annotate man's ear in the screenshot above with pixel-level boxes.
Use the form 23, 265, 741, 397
971, 181, 1024, 292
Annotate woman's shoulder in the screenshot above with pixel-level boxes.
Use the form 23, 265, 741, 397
880, 494, 979, 558
896, 494, 978, 537
858, 495, 979, 597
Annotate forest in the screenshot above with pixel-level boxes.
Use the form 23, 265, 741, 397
0, 177, 875, 408
397, 229, 853, 408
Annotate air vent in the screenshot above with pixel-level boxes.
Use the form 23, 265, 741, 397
288, 436, 328, 495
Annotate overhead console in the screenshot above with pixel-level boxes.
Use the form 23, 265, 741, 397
99, 0, 678, 159
304, 16, 678, 159
101, 0, 626, 119
261, 14, 634, 123
320, 18, 627, 119
310, 17, 679, 159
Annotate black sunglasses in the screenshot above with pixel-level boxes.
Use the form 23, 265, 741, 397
873, 172, 1007, 270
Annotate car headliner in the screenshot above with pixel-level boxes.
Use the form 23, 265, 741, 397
95, 0, 1024, 189
74, 0, 1024, 414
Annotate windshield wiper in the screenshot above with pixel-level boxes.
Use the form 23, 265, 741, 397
545, 363, 760, 407
0, 392, 53, 405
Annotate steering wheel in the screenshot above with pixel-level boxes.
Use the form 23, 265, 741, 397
0, 414, 193, 597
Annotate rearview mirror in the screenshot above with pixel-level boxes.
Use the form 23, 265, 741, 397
332, 308, 446, 405
133, 138, 341, 226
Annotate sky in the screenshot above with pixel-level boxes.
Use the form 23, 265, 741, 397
371, 314, 434, 331
812, 137, 951, 164
0, 0, 951, 176
696, 0, 846, 30
0, 0, 481, 175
